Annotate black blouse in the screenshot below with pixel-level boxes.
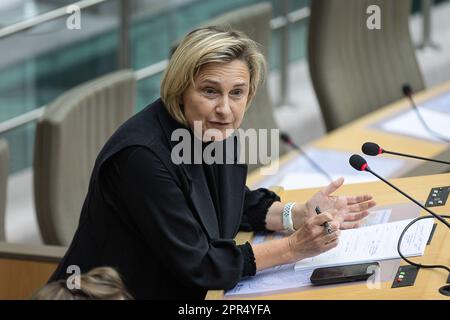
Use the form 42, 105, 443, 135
104, 146, 279, 282
201, 142, 280, 278
49, 99, 281, 299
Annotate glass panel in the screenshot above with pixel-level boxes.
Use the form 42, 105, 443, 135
132, 0, 311, 109
290, 16, 308, 63
0, 0, 61, 27
0, 0, 312, 173
1, 122, 35, 174
0, 0, 120, 173
136, 73, 162, 112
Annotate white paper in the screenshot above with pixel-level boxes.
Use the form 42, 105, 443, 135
359, 209, 391, 227
295, 218, 434, 271
278, 172, 379, 190
380, 108, 450, 142
226, 208, 393, 296
418, 90, 450, 115
255, 148, 406, 190
225, 263, 314, 296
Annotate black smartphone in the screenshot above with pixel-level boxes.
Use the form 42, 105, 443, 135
310, 262, 379, 286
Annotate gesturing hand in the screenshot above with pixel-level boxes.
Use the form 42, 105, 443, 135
293, 177, 376, 230
288, 212, 340, 262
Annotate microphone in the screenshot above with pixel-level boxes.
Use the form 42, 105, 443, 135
362, 142, 450, 165
280, 132, 333, 182
350, 154, 450, 286
402, 83, 450, 143
349, 154, 450, 228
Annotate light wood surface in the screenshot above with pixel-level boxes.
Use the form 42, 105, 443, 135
0, 242, 66, 263
207, 173, 450, 300
2, 83, 448, 300
0, 242, 65, 299
0, 258, 59, 299
247, 81, 450, 188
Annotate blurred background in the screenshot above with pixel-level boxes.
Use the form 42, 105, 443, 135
0, 0, 449, 244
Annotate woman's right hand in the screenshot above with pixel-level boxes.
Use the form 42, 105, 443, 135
287, 212, 341, 262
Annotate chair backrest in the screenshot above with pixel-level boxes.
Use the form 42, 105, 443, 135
34, 70, 136, 245
0, 139, 9, 241
197, 2, 287, 171
308, 0, 425, 131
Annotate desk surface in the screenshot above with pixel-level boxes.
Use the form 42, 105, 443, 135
207, 173, 450, 300
247, 81, 450, 188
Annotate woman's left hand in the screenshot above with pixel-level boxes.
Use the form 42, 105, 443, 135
292, 177, 376, 230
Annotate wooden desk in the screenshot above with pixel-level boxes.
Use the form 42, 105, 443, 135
207, 173, 450, 300
247, 81, 450, 188
0, 242, 65, 299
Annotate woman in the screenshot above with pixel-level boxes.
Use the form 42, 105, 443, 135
33, 267, 132, 300
50, 26, 375, 299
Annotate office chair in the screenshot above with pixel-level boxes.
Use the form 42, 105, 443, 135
34, 70, 136, 245
194, 2, 288, 171
308, 0, 425, 131
0, 139, 9, 241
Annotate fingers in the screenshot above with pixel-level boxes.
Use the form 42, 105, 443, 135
322, 237, 339, 252
309, 222, 340, 253
297, 217, 341, 258
304, 214, 341, 245
323, 229, 340, 243
343, 210, 370, 222
321, 177, 344, 196
340, 221, 361, 230
309, 216, 340, 238
346, 194, 373, 205
348, 200, 377, 213
328, 220, 340, 232
312, 212, 333, 226
316, 227, 340, 254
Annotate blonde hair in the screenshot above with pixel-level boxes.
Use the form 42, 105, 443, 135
160, 26, 267, 127
31, 267, 133, 300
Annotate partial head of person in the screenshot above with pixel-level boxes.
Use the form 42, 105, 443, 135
161, 26, 267, 142
31, 266, 133, 300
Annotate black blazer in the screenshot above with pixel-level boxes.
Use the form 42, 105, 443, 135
50, 99, 274, 299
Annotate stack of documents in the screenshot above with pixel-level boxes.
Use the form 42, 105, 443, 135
377, 90, 450, 142
256, 148, 406, 190
295, 218, 434, 271
379, 108, 450, 142
226, 214, 434, 297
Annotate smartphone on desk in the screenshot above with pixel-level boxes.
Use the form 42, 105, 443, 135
310, 262, 379, 286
